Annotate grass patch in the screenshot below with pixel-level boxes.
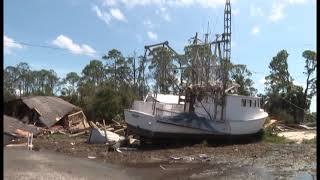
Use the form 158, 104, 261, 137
305, 121, 317, 127
263, 117, 271, 126
200, 140, 209, 147
261, 128, 292, 144
47, 133, 68, 140
302, 138, 316, 144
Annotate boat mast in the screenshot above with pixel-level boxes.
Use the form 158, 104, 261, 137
220, 0, 232, 121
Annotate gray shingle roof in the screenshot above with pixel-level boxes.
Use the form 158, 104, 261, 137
21, 96, 81, 127
4, 115, 43, 136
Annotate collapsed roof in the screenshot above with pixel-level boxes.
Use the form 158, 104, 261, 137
20, 96, 81, 127
4, 115, 42, 137
5, 96, 84, 128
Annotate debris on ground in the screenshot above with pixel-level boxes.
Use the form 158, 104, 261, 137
86, 121, 125, 152
128, 135, 140, 146
298, 124, 316, 130
88, 156, 96, 159
170, 156, 182, 160
264, 119, 277, 128
160, 165, 166, 170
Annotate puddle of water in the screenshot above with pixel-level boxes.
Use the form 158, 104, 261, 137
294, 172, 316, 180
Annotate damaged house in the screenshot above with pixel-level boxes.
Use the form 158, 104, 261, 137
3, 115, 42, 146
4, 96, 89, 133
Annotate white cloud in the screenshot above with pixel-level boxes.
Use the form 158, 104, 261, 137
285, 0, 308, 4
167, 0, 231, 9
92, 5, 127, 24
120, 0, 163, 8
250, 4, 263, 17
4, 35, 23, 54
232, 8, 240, 16
251, 26, 260, 35
110, 8, 127, 22
102, 0, 235, 9
102, 0, 117, 7
147, 31, 158, 40
143, 20, 155, 29
156, 7, 171, 22
267, 0, 309, 23
269, 2, 285, 23
92, 5, 112, 24
52, 35, 96, 56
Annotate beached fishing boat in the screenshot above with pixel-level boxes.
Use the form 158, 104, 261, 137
124, 84, 268, 138
124, 0, 268, 139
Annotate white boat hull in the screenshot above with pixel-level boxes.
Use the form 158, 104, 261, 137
124, 109, 268, 137
124, 94, 268, 138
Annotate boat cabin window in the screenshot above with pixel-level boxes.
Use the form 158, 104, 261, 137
241, 99, 246, 107
249, 100, 252, 107
254, 100, 257, 107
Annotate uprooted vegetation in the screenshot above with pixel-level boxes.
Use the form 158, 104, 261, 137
261, 117, 316, 144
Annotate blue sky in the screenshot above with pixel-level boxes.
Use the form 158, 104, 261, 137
4, 0, 316, 112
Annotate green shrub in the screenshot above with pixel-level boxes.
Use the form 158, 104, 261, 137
302, 138, 316, 144
274, 110, 295, 124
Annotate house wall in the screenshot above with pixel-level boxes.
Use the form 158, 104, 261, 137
4, 100, 31, 123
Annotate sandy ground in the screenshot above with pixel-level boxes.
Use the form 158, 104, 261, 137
4, 147, 130, 180
4, 134, 316, 180
278, 130, 316, 144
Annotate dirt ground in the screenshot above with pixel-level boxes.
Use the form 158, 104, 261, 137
29, 134, 317, 179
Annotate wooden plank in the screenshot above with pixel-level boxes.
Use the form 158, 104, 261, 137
68, 130, 88, 137
81, 111, 88, 129
114, 128, 125, 136
14, 129, 30, 138
67, 110, 83, 118
111, 119, 121, 126
103, 119, 108, 142
89, 121, 99, 129
58, 130, 70, 136
114, 128, 125, 133
33, 108, 42, 116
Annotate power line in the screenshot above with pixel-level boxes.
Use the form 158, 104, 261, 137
5, 41, 152, 58
279, 96, 317, 119
6, 41, 107, 56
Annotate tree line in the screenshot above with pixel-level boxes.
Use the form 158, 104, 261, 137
3, 47, 316, 124
261, 50, 317, 123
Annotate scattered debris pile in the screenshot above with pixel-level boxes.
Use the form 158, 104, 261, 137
87, 121, 125, 145
3, 115, 42, 146
87, 119, 140, 150
264, 119, 316, 132
4, 96, 89, 134
264, 119, 316, 143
